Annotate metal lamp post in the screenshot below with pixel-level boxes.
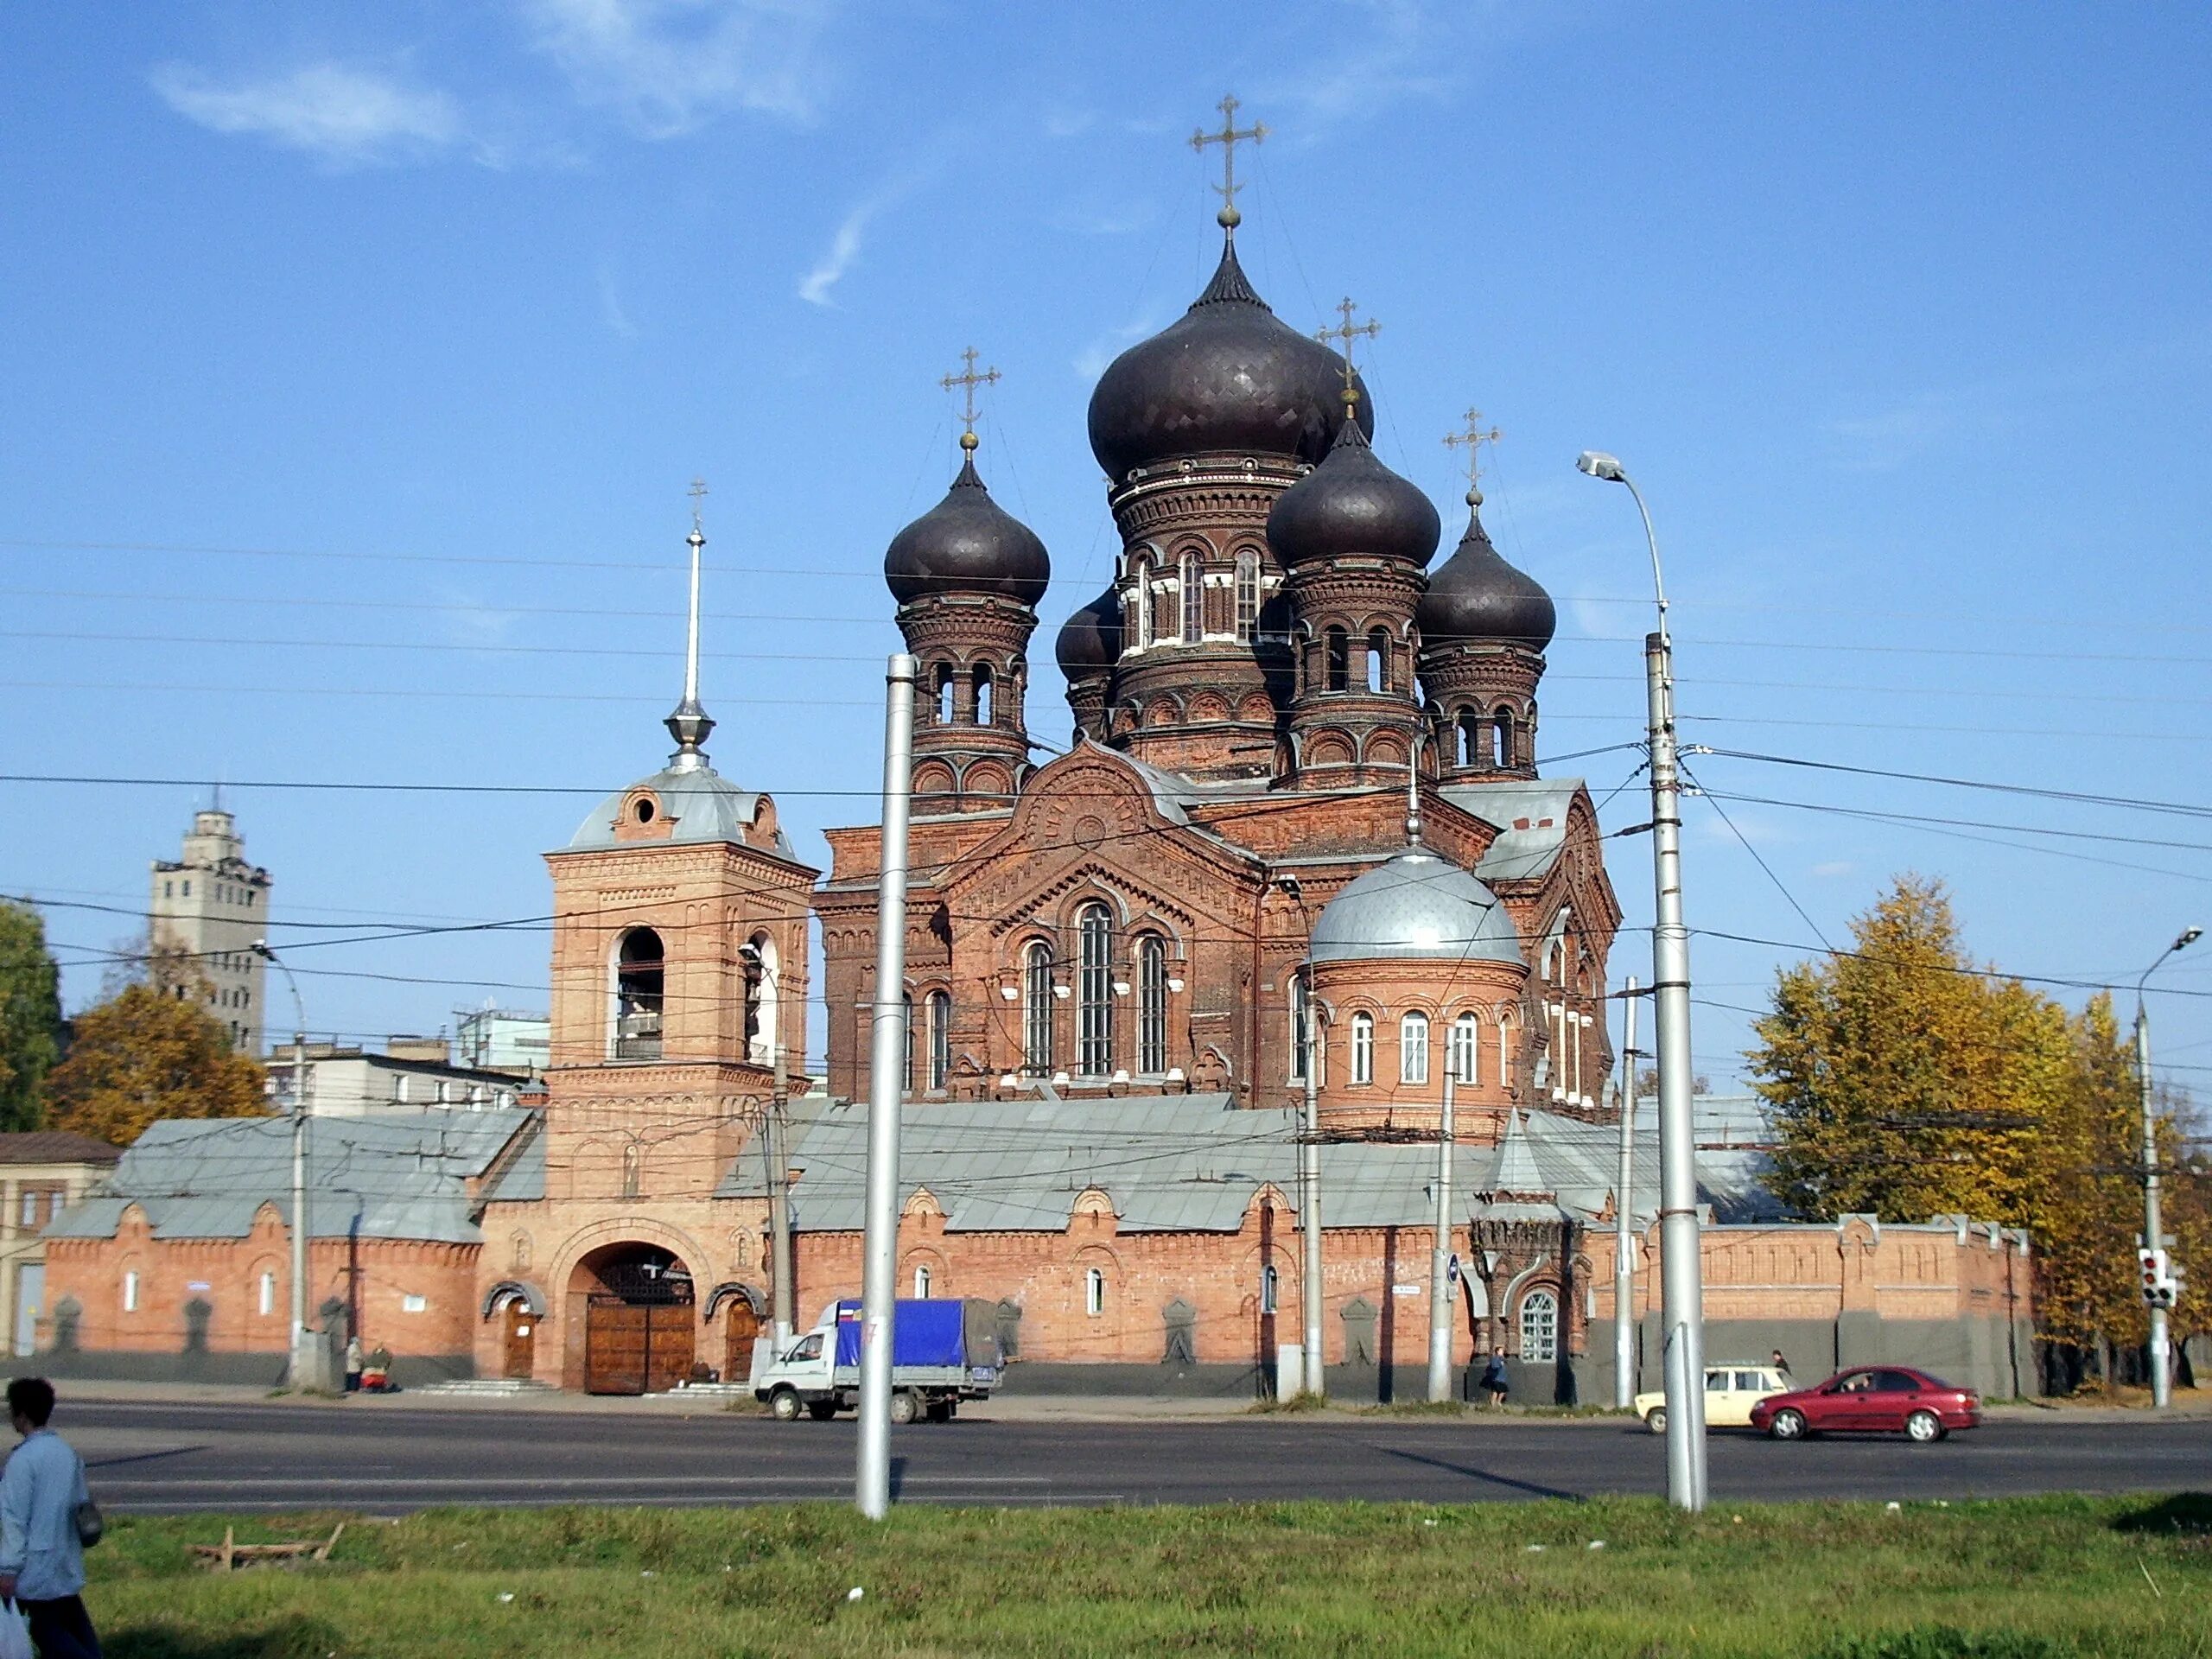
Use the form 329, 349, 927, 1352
2134, 925, 2202, 1408
253, 941, 316, 1390
1575, 449, 1708, 1510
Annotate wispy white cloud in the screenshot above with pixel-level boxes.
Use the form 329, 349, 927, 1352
797, 200, 878, 308
1811, 861, 1858, 879
1262, 0, 1456, 127
596, 266, 639, 337
149, 60, 465, 166
1074, 312, 1163, 382
523, 0, 835, 138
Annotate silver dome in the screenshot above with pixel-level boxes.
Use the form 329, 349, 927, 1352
1308, 850, 1523, 965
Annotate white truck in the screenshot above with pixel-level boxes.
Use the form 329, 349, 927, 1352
755, 1298, 1003, 1424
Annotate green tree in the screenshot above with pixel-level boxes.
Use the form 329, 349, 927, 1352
0, 899, 64, 1132
45, 979, 266, 1146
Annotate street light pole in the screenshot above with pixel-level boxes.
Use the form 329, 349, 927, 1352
2134, 925, 2202, 1409
254, 941, 314, 1390
856, 653, 917, 1520
1577, 450, 1707, 1511
1615, 976, 1640, 1410
1427, 1070, 1458, 1402
1300, 963, 1325, 1399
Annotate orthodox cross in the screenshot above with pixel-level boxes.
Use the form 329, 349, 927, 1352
687, 476, 709, 537
1442, 409, 1503, 497
940, 347, 1001, 452
1314, 297, 1380, 410
1191, 93, 1268, 230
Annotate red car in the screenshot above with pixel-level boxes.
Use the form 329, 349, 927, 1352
1748, 1366, 1980, 1443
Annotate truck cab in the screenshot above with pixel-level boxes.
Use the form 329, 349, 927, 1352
755, 1299, 1001, 1425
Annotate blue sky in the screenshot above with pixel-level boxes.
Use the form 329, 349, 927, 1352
3, 1, 2209, 1096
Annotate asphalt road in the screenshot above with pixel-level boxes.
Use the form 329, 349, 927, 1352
54, 1399, 2212, 1514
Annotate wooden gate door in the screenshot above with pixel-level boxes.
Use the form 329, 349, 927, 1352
584, 1299, 650, 1395
643, 1305, 695, 1393
502, 1302, 536, 1381
724, 1301, 760, 1384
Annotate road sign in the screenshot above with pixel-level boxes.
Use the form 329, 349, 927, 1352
1446, 1253, 1461, 1286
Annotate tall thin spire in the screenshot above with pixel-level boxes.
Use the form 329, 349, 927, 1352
665, 479, 715, 772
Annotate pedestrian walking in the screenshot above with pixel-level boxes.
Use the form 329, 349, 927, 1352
1480, 1350, 1510, 1407
0, 1379, 101, 1659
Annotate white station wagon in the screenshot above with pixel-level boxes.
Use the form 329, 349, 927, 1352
1635, 1364, 1792, 1433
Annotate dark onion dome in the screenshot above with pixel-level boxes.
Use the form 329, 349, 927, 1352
883, 446, 1051, 607
1265, 415, 1441, 569
1415, 492, 1556, 651
1054, 579, 1122, 677
1087, 240, 1373, 480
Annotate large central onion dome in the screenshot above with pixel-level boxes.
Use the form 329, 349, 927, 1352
1415, 492, 1556, 651
1087, 241, 1373, 481
1266, 415, 1441, 568
1309, 849, 1522, 965
884, 444, 1051, 607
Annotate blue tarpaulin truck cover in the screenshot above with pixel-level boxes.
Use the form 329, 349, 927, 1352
832, 1299, 971, 1369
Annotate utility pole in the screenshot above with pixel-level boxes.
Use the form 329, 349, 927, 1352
2134, 925, 2202, 1409
856, 653, 917, 1520
766, 1039, 795, 1349
1427, 1071, 1457, 1402
255, 942, 315, 1391
1578, 450, 1707, 1511
1615, 976, 1639, 1410
1300, 965, 1325, 1399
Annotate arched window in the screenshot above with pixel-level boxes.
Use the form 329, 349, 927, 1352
613, 928, 664, 1060
1520, 1288, 1558, 1362
902, 990, 915, 1093
974, 662, 994, 726
620, 1143, 642, 1198
1084, 1266, 1106, 1317
1288, 972, 1311, 1083
1077, 903, 1113, 1077
934, 663, 955, 724
1260, 1263, 1279, 1316
1234, 550, 1259, 643
1400, 1011, 1430, 1085
745, 931, 779, 1066
1498, 1012, 1516, 1091
1450, 1013, 1480, 1085
912, 1264, 932, 1300
1494, 707, 1514, 769
1324, 626, 1350, 692
1022, 940, 1054, 1076
1350, 1011, 1375, 1085
1137, 934, 1168, 1075
1366, 628, 1389, 694
1132, 558, 1154, 648
1181, 554, 1203, 643
926, 989, 951, 1091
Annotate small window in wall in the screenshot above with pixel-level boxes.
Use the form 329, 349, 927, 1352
974, 663, 994, 726
913, 1265, 932, 1300
1132, 559, 1154, 648
162, 880, 172, 899
1136, 934, 1168, 1075
18, 1192, 35, 1228
934, 664, 955, 724
1400, 1012, 1430, 1085
1084, 1266, 1106, 1318
1450, 1014, 1480, 1085
1494, 709, 1515, 769
181, 880, 190, 898
1366, 628, 1389, 694
1288, 974, 1310, 1083
1351, 1012, 1375, 1085
926, 990, 951, 1091
403, 1293, 429, 1314
1324, 626, 1350, 692
1022, 940, 1054, 1076
1520, 1288, 1557, 1362
1235, 550, 1259, 644
1260, 1263, 1279, 1316
257, 1272, 275, 1317
123, 1270, 140, 1313
613, 928, 665, 1061
1181, 555, 1202, 643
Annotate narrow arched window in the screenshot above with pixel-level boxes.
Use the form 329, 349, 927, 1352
1137, 934, 1168, 1075
1085, 1266, 1106, 1317
974, 662, 994, 726
1288, 972, 1310, 1083
1133, 558, 1154, 648
1022, 940, 1054, 1076
1325, 626, 1350, 692
933, 663, 955, 724
1451, 1013, 1480, 1086
927, 989, 951, 1091
1234, 550, 1259, 644
913, 1264, 932, 1300
902, 991, 915, 1094
1366, 628, 1389, 694
1494, 707, 1514, 769
1498, 1014, 1516, 1091
1458, 710, 1482, 768
1400, 1011, 1430, 1085
620, 1143, 641, 1199
1181, 555, 1203, 643
1077, 903, 1113, 1077
1520, 1288, 1558, 1362
746, 931, 779, 1066
1350, 1012, 1375, 1086
1260, 1263, 1279, 1316
613, 928, 664, 1060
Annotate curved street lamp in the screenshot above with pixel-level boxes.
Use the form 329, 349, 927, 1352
2134, 925, 2202, 1408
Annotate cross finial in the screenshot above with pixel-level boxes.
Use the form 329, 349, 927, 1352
1314, 296, 1380, 413
939, 346, 1001, 454
1442, 409, 1503, 505
1191, 93, 1268, 234
687, 476, 709, 541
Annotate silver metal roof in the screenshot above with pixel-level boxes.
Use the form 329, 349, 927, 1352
1308, 849, 1523, 965
1443, 779, 1584, 885
562, 764, 794, 857
45, 1109, 531, 1244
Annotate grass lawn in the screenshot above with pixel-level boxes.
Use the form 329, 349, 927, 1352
81, 1493, 2212, 1658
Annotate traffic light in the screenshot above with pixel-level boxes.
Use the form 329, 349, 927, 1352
2139, 1248, 2180, 1309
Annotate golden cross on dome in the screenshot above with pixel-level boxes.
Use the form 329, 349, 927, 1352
940, 347, 1001, 452
687, 476, 709, 536
1191, 93, 1268, 232
1314, 297, 1380, 410
1442, 410, 1503, 495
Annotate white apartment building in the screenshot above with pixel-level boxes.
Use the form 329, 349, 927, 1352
149, 807, 272, 1053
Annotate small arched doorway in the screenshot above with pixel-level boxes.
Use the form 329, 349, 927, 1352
575, 1243, 695, 1395
726, 1301, 760, 1383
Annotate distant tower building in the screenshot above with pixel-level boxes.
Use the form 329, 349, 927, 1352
149, 804, 272, 1053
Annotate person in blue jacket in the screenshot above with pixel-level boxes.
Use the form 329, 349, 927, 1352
0, 1379, 99, 1658
1480, 1349, 1510, 1407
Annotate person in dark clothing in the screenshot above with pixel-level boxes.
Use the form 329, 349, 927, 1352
0, 1378, 101, 1658
1480, 1351, 1510, 1407
1771, 1349, 1791, 1377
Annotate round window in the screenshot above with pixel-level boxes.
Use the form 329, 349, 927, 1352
633, 798, 656, 823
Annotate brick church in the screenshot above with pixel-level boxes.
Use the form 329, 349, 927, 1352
41, 153, 2037, 1403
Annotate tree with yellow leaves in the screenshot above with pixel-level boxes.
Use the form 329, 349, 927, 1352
45, 976, 267, 1147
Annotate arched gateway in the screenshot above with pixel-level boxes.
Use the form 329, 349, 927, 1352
575, 1243, 695, 1395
